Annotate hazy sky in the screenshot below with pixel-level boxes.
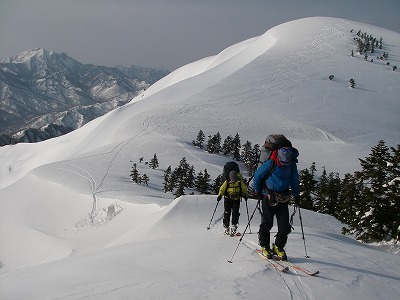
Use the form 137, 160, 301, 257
1, 0, 399, 70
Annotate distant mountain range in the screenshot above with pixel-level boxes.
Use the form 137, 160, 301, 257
0, 48, 169, 145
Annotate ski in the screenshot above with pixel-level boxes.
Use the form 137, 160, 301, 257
224, 231, 241, 236
230, 232, 241, 237
255, 249, 289, 272
273, 256, 319, 276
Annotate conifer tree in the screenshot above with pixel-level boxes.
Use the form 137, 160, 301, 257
149, 153, 159, 169
349, 78, 356, 88
315, 167, 328, 212
314, 168, 341, 217
202, 169, 211, 194
206, 132, 221, 154
222, 135, 233, 155
141, 174, 149, 185
186, 165, 196, 189
130, 163, 139, 183
173, 157, 191, 198
325, 172, 341, 217
298, 162, 317, 210
212, 175, 223, 195
163, 165, 173, 193
351, 140, 393, 241
193, 130, 205, 148
195, 169, 211, 194
231, 133, 241, 160
387, 145, 400, 241
250, 144, 261, 175
338, 173, 363, 228
241, 141, 253, 174
195, 170, 204, 194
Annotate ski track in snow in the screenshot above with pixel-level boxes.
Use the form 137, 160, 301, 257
233, 20, 350, 108
243, 238, 315, 300
208, 216, 317, 300
52, 18, 353, 210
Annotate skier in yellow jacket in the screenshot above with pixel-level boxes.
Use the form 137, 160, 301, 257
217, 170, 248, 235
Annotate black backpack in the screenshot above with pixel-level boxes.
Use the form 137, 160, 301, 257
222, 161, 244, 198
223, 161, 240, 182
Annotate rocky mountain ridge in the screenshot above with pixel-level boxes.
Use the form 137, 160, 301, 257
0, 48, 169, 145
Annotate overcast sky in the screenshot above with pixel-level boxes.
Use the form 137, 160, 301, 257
1, 0, 399, 70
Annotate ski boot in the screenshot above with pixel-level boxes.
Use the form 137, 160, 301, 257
273, 244, 287, 261
261, 246, 273, 259
224, 226, 230, 235
230, 224, 238, 236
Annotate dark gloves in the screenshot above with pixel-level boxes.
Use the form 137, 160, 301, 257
293, 196, 300, 206
217, 195, 222, 202
255, 191, 262, 200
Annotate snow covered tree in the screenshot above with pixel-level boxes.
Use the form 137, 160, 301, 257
347, 140, 395, 242
387, 145, 400, 241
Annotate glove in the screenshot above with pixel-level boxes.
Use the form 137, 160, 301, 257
293, 196, 300, 205
255, 191, 262, 200
217, 195, 222, 202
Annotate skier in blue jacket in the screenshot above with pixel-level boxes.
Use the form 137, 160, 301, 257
253, 147, 300, 260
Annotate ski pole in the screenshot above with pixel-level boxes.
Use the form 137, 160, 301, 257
228, 199, 260, 263
298, 206, 310, 258
245, 199, 252, 234
207, 200, 220, 230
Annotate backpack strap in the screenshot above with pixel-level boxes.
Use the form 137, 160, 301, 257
224, 178, 243, 199
224, 180, 230, 198
260, 159, 276, 192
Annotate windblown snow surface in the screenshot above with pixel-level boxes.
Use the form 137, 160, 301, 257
0, 17, 399, 299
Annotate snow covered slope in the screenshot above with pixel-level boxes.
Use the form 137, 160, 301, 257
0, 17, 399, 299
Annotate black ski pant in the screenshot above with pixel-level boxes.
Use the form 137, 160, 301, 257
258, 198, 291, 249
223, 197, 240, 228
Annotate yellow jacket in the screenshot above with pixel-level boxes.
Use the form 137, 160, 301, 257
218, 179, 248, 200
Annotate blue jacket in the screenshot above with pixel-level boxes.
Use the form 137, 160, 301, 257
253, 149, 300, 197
